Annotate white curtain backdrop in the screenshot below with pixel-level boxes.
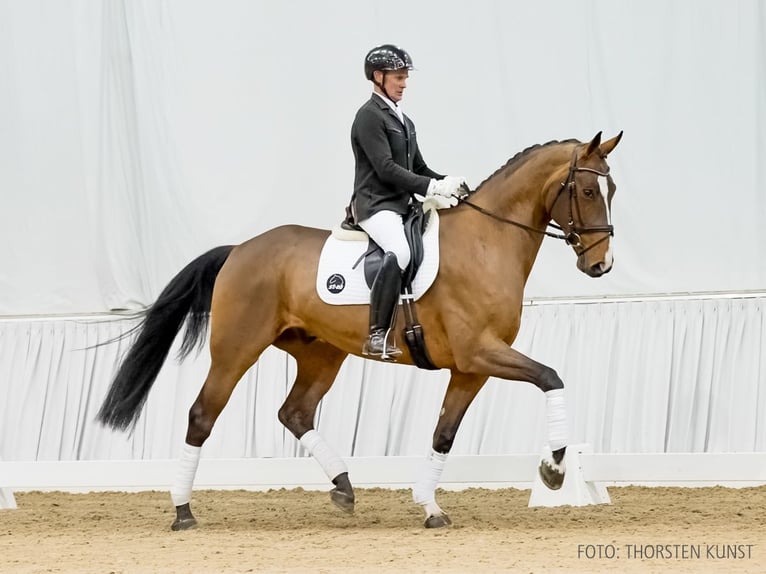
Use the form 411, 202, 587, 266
1, 0, 765, 314
1, 1, 765, 463
2, 296, 764, 461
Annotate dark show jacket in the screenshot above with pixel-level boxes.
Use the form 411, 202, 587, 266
350, 94, 443, 223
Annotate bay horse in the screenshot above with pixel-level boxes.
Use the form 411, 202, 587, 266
98, 131, 623, 529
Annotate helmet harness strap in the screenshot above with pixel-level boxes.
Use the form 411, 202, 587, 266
374, 70, 395, 104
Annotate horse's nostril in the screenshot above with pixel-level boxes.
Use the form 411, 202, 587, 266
588, 262, 613, 277
589, 263, 606, 277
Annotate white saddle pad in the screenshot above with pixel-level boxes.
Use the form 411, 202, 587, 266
316, 211, 440, 305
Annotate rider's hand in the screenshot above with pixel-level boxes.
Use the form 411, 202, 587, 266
414, 192, 458, 211
427, 176, 466, 198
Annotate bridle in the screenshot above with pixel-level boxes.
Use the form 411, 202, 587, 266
459, 148, 614, 256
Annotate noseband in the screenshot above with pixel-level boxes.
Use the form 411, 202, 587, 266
459, 148, 614, 256
548, 149, 614, 255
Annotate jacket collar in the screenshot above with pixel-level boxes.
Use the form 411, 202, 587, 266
371, 93, 405, 126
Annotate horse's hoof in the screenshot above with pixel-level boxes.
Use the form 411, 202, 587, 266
171, 517, 198, 531
424, 513, 452, 529
539, 460, 565, 490
330, 487, 355, 514
171, 503, 198, 531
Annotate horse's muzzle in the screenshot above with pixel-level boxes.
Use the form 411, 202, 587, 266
584, 261, 613, 277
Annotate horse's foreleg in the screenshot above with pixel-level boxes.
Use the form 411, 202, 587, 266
465, 344, 568, 489
538, 387, 567, 489
414, 371, 488, 528
275, 335, 353, 513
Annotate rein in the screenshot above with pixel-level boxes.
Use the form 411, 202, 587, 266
459, 197, 570, 241
458, 148, 613, 255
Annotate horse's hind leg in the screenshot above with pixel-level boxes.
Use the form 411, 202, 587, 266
274, 331, 353, 513
170, 355, 264, 530
171, 316, 277, 530
413, 371, 488, 528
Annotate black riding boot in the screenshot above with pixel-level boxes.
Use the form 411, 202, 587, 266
363, 251, 403, 360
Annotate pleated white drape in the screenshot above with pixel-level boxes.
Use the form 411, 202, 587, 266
2, 296, 763, 461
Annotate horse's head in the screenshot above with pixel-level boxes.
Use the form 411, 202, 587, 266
548, 131, 623, 277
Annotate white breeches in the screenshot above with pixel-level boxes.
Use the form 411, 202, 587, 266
357, 210, 411, 271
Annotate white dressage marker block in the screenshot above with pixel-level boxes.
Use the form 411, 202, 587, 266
0, 457, 17, 509
0, 488, 16, 509
528, 444, 610, 508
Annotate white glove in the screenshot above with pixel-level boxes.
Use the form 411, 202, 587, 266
414, 192, 458, 212
427, 176, 467, 198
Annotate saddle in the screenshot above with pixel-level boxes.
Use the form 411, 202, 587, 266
343, 204, 430, 290
342, 204, 438, 370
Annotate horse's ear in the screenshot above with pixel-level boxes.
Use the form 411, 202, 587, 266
599, 131, 623, 157
585, 131, 602, 157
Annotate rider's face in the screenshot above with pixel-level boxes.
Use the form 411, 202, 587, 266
375, 70, 409, 103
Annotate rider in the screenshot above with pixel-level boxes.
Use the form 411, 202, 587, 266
347, 44, 465, 359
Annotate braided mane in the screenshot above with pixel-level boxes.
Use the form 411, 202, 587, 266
472, 139, 580, 193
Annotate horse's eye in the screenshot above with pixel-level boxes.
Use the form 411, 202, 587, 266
583, 189, 595, 198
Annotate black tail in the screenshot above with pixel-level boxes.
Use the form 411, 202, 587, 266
97, 245, 234, 431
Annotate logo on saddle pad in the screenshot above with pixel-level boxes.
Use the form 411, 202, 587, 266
316, 212, 441, 306
326, 273, 346, 294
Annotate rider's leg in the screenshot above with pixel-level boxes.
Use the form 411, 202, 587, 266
363, 252, 402, 358
357, 211, 410, 359
357, 210, 411, 270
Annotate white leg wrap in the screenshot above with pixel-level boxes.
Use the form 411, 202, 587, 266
170, 443, 201, 507
299, 430, 347, 480
412, 449, 448, 506
545, 388, 568, 452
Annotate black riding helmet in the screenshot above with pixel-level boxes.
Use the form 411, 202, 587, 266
364, 44, 414, 81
